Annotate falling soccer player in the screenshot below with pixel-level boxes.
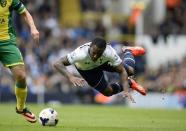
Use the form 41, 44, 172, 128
54, 37, 146, 103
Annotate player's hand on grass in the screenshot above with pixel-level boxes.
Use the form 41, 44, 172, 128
31, 28, 39, 44
69, 76, 86, 87
123, 91, 136, 103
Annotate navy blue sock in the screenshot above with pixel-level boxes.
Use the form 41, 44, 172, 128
110, 83, 123, 95
123, 51, 135, 76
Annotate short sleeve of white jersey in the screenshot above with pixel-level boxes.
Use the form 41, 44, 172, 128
66, 47, 85, 64
105, 45, 122, 66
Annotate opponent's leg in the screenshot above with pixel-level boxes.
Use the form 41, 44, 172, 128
10, 65, 37, 123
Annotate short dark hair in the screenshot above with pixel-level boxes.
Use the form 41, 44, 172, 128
91, 37, 106, 49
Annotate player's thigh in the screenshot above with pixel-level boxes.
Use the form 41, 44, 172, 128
77, 68, 107, 88
0, 44, 24, 67
0, 44, 26, 79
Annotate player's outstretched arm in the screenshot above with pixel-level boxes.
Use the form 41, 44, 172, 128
53, 56, 85, 87
21, 9, 39, 44
114, 64, 136, 103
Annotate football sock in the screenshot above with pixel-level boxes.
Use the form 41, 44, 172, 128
123, 50, 135, 76
110, 83, 123, 95
15, 82, 27, 111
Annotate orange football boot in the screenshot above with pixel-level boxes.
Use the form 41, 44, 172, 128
122, 46, 146, 56
16, 107, 37, 123
129, 78, 147, 96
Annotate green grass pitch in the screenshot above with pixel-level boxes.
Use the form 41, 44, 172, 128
0, 103, 186, 131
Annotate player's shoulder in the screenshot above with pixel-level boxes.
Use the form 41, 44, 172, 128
78, 42, 91, 49
76, 42, 90, 52
72, 42, 90, 58
104, 44, 117, 54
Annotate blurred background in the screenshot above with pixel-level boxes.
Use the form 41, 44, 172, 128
0, 0, 186, 109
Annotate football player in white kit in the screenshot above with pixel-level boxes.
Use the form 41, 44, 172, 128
54, 37, 146, 102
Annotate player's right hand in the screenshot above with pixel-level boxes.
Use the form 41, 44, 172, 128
123, 91, 136, 103
69, 76, 86, 87
31, 28, 39, 44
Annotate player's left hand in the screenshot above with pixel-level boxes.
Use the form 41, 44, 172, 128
123, 91, 136, 103
31, 28, 39, 44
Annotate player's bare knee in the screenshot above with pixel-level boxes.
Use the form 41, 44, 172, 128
15, 71, 26, 82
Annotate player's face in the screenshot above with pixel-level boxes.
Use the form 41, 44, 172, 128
89, 45, 105, 62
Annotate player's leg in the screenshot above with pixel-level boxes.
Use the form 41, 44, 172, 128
77, 66, 122, 96
92, 63, 124, 96
1, 44, 36, 123
123, 48, 147, 95
10, 65, 36, 123
96, 57, 146, 96
10, 65, 27, 111
93, 78, 123, 97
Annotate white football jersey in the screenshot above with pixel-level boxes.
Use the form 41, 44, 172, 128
67, 42, 122, 70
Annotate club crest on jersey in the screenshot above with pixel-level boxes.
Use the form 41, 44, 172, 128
0, 18, 5, 24
0, 0, 7, 7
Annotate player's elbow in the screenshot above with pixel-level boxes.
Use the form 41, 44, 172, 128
53, 61, 61, 70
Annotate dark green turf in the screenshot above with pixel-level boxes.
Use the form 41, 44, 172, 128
0, 104, 186, 131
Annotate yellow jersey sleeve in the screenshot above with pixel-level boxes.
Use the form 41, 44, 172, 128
12, 0, 26, 14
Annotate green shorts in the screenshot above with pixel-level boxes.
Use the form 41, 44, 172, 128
0, 43, 24, 67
